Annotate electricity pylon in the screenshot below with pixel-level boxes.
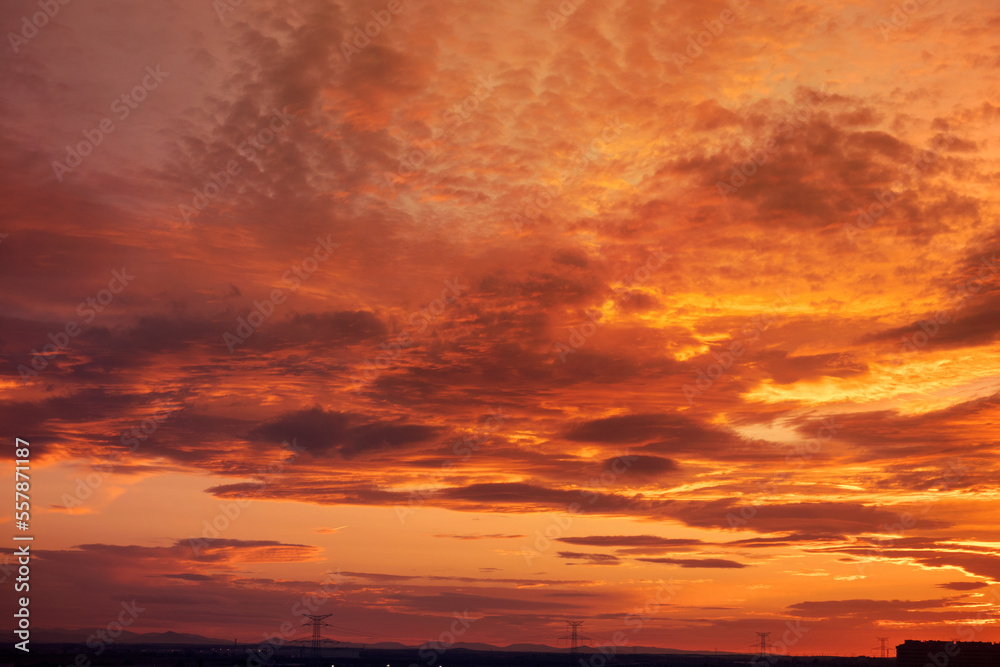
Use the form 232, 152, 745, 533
753, 632, 772, 659
302, 614, 334, 656
558, 621, 592, 655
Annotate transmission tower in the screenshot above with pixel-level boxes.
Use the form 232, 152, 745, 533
754, 632, 772, 659
873, 637, 890, 658
558, 621, 592, 655
303, 614, 333, 656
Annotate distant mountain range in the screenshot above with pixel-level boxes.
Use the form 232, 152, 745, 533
33, 629, 231, 645
410, 642, 730, 655
32, 629, 736, 655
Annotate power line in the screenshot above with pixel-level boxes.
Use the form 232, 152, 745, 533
296, 613, 343, 656
558, 621, 592, 655
325, 623, 383, 639
752, 632, 772, 660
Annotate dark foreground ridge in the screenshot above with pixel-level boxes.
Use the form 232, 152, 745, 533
896, 640, 1000, 667
1, 642, 900, 667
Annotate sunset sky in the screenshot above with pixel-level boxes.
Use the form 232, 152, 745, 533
2, 0, 1000, 657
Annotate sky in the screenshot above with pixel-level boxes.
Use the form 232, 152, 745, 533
2, 0, 1000, 657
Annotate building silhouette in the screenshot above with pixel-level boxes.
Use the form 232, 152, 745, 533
896, 640, 1000, 667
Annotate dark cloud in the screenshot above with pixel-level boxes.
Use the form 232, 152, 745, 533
810, 537, 1000, 582
564, 413, 758, 460
341, 571, 589, 586
605, 454, 679, 477
162, 573, 215, 582
432, 533, 525, 540
636, 557, 749, 569
565, 413, 692, 443
755, 351, 867, 385
248, 310, 388, 350
936, 581, 989, 591
249, 407, 438, 459
387, 591, 578, 613
557, 535, 706, 548
557, 551, 622, 565
862, 293, 1000, 352
786, 597, 969, 619
725, 533, 847, 548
